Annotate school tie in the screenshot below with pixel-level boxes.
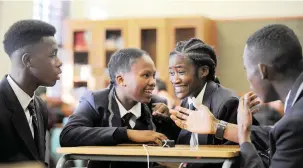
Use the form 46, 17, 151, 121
178, 103, 199, 168
189, 103, 199, 148
28, 100, 40, 150
122, 112, 134, 129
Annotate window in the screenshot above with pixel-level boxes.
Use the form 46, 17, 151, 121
33, 0, 70, 97
33, 0, 69, 46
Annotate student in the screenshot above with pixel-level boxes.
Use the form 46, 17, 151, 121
169, 38, 240, 144
60, 48, 179, 168
168, 38, 251, 168
170, 24, 303, 168
0, 20, 62, 164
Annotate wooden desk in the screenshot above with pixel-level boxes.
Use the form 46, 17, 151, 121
56, 145, 240, 168
0, 162, 43, 168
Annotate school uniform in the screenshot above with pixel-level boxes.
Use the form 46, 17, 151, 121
177, 81, 259, 168
0, 75, 48, 165
241, 71, 303, 168
60, 86, 179, 168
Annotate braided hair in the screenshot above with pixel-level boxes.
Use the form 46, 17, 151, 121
169, 38, 217, 81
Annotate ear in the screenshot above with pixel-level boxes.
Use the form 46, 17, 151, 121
21, 53, 32, 67
115, 73, 126, 87
258, 64, 268, 79
198, 65, 209, 79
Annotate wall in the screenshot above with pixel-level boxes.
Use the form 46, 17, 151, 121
217, 19, 303, 94
69, 0, 303, 94
0, 1, 34, 77
70, 0, 303, 20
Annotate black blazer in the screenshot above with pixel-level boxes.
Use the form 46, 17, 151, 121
176, 81, 242, 168
177, 81, 239, 145
60, 86, 180, 168
0, 76, 48, 164
241, 72, 303, 168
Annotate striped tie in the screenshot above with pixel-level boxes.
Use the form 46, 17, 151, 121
189, 103, 199, 149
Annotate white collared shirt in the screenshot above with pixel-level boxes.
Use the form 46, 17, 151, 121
115, 95, 141, 128
284, 81, 303, 113
7, 75, 35, 138
188, 83, 207, 146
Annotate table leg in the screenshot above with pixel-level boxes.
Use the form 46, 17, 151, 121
56, 154, 71, 168
222, 158, 235, 168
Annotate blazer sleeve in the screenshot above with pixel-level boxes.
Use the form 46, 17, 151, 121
155, 118, 181, 141
240, 126, 272, 168
217, 97, 238, 124
150, 96, 181, 141
269, 116, 303, 168
60, 92, 129, 147
216, 97, 238, 145
217, 97, 260, 144
240, 142, 267, 168
250, 126, 271, 152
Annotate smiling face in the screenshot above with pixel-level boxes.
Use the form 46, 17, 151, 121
169, 54, 206, 99
122, 55, 156, 103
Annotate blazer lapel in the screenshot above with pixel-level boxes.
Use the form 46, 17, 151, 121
202, 81, 217, 109
141, 103, 156, 131
111, 99, 122, 127
198, 81, 217, 145
1, 77, 39, 160
33, 97, 45, 160
177, 99, 192, 144
108, 89, 122, 127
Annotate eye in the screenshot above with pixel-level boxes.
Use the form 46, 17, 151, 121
50, 51, 57, 57
169, 71, 175, 76
143, 74, 150, 78
178, 71, 185, 75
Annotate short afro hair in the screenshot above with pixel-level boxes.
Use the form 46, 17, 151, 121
246, 24, 302, 71
3, 19, 56, 56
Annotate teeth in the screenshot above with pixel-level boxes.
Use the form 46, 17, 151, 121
145, 90, 152, 94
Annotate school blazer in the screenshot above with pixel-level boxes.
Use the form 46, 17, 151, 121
60, 86, 180, 168
176, 81, 247, 168
177, 81, 240, 145
241, 71, 303, 168
0, 76, 48, 165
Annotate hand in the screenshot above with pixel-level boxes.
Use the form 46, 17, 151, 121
237, 92, 260, 144
170, 98, 219, 134
152, 103, 169, 118
126, 130, 168, 145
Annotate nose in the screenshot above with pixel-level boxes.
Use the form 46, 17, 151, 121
170, 73, 181, 84
149, 77, 156, 87
56, 57, 63, 68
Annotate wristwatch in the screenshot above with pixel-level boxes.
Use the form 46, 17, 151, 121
215, 120, 228, 140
